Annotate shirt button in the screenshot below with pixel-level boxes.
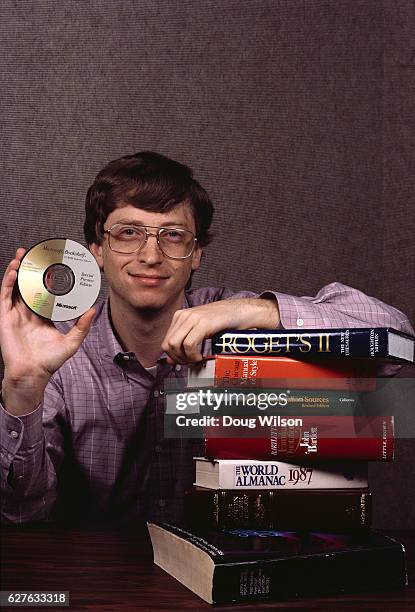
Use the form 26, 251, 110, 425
158, 499, 166, 508
153, 390, 159, 398
297, 318, 304, 327
175, 364, 182, 372
155, 445, 163, 453
9, 430, 19, 439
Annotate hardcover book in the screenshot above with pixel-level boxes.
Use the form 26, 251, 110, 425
204, 415, 394, 460
211, 327, 415, 362
194, 457, 368, 489
188, 355, 376, 391
148, 523, 407, 604
185, 486, 372, 530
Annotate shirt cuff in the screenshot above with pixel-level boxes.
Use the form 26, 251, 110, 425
259, 290, 312, 329
259, 290, 332, 330
0, 402, 44, 456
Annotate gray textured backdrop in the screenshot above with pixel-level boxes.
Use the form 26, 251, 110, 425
0, 0, 414, 528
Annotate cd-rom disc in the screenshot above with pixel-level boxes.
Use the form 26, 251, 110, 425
17, 238, 101, 321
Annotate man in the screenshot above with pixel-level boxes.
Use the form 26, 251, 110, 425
0, 151, 413, 525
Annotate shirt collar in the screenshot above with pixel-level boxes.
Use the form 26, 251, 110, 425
97, 294, 192, 364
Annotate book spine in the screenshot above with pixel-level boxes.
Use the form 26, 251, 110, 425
204, 415, 394, 461
196, 461, 368, 489
189, 355, 376, 391
211, 543, 406, 603
212, 328, 389, 358
185, 488, 372, 531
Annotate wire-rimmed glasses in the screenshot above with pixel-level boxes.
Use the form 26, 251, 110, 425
104, 224, 197, 260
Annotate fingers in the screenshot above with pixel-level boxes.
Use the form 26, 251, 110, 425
162, 310, 206, 364
15, 247, 27, 261
0, 267, 17, 311
164, 328, 204, 364
0, 249, 26, 313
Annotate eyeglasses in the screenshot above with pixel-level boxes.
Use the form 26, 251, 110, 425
104, 224, 197, 260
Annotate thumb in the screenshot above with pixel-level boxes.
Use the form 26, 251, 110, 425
74, 308, 96, 334
65, 308, 96, 352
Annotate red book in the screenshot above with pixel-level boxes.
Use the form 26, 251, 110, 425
204, 415, 394, 461
188, 356, 376, 391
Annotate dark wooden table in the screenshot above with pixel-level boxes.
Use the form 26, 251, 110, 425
0, 524, 414, 611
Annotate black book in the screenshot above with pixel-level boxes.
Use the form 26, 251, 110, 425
148, 523, 407, 604
212, 327, 415, 362
185, 487, 372, 531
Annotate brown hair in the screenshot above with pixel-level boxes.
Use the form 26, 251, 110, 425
84, 151, 214, 246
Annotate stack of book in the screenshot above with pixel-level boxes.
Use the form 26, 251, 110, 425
149, 327, 414, 604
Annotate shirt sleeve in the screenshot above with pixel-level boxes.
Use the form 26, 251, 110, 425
215, 281, 414, 335
0, 374, 67, 524
258, 282, 414, 376
259, 282, 414, 334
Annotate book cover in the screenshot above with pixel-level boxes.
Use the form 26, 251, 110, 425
194, 457, 368, 489
204, 415, 394, 460
185, 486, 372, 530
188, 355, 376, 391
211, 327, 415, 362
148, 523, 407, 604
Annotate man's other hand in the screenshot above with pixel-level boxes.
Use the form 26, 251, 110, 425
161, 298, 280, 364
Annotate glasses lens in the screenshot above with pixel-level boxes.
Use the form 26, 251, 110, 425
159, 228, 195, 258
109, 225, 146, 253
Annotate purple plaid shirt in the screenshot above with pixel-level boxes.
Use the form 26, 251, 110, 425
1, 283, 413, 524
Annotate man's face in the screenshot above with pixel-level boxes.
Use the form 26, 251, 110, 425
90, 203, 202, 312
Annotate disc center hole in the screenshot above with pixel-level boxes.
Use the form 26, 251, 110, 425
43, 263, 75, 296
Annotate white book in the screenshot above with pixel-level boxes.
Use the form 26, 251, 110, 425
194, 457, 368, 490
